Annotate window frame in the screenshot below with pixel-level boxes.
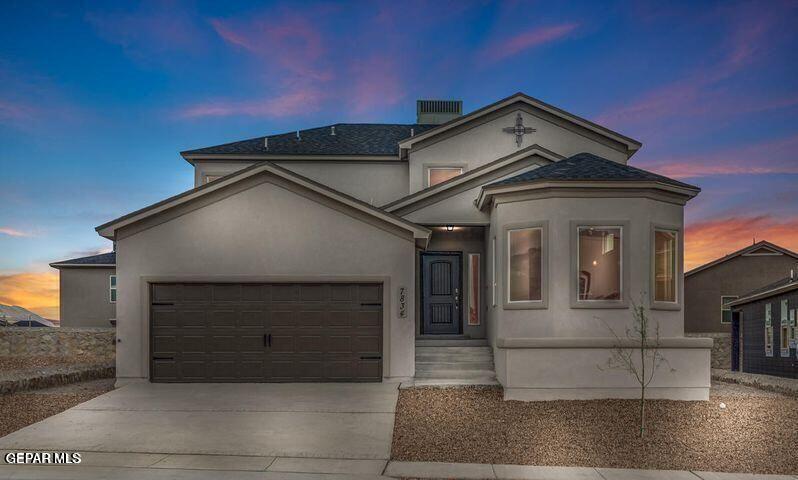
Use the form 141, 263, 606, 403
502, 221, 548, 310
765, 303, 773, 357
780, 299, 790, 356
109, 275, 117, 304
424, 164, 466, 188
467, 253, 481, 326
491, 237, 497, 308
570, 220, 629, 309
720, 295, 738, 324
650, 225, 681, 310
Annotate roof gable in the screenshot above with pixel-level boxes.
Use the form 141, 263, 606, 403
384, 144, 561, 215
398, 92, 642, 155
97, 162, 431, 242
685, 241, 798, 277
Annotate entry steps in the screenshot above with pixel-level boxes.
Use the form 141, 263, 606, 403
411, 338, 498, 386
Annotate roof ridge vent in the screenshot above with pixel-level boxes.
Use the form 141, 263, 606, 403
416, 99, 463, 125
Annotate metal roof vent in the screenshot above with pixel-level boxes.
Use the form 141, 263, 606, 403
416, 99, 462, 125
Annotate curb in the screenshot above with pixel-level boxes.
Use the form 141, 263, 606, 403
0, 363, 115, 395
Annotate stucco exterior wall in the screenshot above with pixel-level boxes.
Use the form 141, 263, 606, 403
193, 159, 409, 206
406, 106, 629, 195
59, 267, 116, 328
685, 254, 797, 333
114, 177, 417, 383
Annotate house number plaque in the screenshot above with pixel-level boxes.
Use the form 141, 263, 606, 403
399, 287, 407, 318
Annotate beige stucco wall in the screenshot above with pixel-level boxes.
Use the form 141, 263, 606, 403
59, 267, 116, 328
406, 106, 629, 195
114, 177, 417, 383
193, 160, 409, 206
485, 194, 710, 400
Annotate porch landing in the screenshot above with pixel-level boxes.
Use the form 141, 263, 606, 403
404, 338, 498, 387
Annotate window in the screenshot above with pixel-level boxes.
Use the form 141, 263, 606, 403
203, 175, 223, 184
720, 296, 738, 324
507, 227, 543, 302
653, 229, 677, 303
491, 237, 497, 307
765, 303, 773, 356
109, 275, 117, 303
780, 299, 790, 356
468, 254, 480, 325
427, 167, 463, 187
577, 226, 622, 301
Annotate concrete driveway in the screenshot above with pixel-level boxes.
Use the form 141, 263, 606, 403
0, 382, 399, 478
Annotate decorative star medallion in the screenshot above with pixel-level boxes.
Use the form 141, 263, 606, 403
502, 112, 536, 147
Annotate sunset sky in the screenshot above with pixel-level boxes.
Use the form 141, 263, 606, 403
1, 1, 797, 319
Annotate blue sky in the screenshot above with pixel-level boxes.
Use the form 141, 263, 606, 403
1, 0, 797, 317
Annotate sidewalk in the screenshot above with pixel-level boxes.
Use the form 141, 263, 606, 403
385, 460, 798, 480
712, 368, 798, 397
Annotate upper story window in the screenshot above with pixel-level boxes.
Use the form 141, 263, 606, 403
577, 226, 622, 302
203, 175, 223, 185
507, 227, 543, 303
653, 229, 677, 303
427, 167, 463, 187
720, 296, 737, 324
109, 275, 117, 303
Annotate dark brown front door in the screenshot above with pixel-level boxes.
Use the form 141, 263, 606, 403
150, 282, 382, 382
421, 253, 462, 335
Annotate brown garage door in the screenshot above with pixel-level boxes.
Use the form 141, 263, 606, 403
150, 283, 383, 382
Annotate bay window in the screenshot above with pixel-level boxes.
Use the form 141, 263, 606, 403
577, 226, 622, 302
653, 229, 677, 303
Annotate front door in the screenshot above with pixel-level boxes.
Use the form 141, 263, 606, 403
421, 253, 462, 335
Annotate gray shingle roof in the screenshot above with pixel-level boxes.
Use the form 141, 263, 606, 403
50, 252, 116, 267
487, 152, 698, 190
181, 123, 438, 157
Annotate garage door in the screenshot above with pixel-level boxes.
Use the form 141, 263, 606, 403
150, 283, 383, 382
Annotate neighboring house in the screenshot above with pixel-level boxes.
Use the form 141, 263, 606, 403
685, 241, 798, 334
50, 252, 117, 328
0, 304, 55, 327
729, 274, 798, 379
94, 92, 711, 400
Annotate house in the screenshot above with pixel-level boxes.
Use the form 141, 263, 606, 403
50, 252, 116, 328
684, 241, 798, 368
729, 273, 798, 379
94, 92, 711, 400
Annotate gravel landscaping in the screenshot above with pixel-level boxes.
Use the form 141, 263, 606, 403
391, 384, 798, 475
0, 378, 114, 437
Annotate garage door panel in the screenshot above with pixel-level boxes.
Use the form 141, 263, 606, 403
209, 310, 237, 328
240, 310, 267, 327
212, 284, 241, 302
180, 310, 206, 328
150, 282, 382, 383
182, 284, 212, 303
152, 309, 178, 328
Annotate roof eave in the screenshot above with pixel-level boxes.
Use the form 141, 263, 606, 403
50, 263, 116, 269
729, 281, 798, 307
477, 180, 700, 210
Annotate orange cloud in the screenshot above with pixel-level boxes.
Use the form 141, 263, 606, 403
0, 227, 31, 237
685, 215, 798, 271
0, 272, 59, 320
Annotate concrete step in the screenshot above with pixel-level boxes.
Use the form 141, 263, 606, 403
415, 362, 494, 372
415, 339, 488, 347
403, 378, 500, 387
414, 368, 497, 380
415, 346, 492, 354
